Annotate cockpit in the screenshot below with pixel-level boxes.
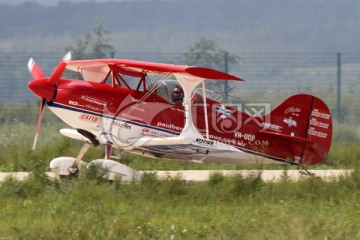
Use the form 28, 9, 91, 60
149, 80, 204, 104
149, 80, 179, 103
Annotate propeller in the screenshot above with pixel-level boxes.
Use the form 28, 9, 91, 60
48, 51, 71, 85
28, 52, 72, 150
28, 58, 46, 79
32, 98, 46, 150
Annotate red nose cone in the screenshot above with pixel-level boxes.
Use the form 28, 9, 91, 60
28, 79, 56, 101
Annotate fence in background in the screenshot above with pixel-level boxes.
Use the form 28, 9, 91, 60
0, 52, 359, 123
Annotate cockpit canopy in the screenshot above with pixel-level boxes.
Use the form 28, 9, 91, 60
149, 80, 204, 104
149, 80, 181, 103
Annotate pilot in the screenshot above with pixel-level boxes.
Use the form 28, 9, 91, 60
171, 86, 184, 104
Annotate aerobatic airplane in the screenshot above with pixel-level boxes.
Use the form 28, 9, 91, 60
27, 52, 332, 180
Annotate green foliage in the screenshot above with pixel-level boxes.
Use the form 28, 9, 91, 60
182, 36, 240, 102
183, 36, 238, 71
0, 102, 38, 125
65, 18, 115, 60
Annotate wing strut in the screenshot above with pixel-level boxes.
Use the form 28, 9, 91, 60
174, 73, 205, 140
202, 81, 210, 140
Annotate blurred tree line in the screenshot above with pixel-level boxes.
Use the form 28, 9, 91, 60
65, 20, 238, 101
66, 19, 238, 69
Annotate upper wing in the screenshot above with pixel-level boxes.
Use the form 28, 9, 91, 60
65, 59, 244, 83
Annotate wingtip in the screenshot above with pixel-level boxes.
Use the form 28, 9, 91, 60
186, 66, 245, 81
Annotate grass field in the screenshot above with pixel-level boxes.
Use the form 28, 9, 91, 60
0, 169, 360, 239
0, 103, 359, 239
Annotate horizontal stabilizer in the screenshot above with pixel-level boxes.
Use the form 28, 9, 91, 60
259, 130, 315, 145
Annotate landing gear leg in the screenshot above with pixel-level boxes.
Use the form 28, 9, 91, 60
105, 142, 112, 160
294, 155, 315, 177
68, 141, 92, 175
297, 163, 315, 177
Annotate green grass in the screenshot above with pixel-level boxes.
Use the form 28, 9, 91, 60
0, 170, 360, 239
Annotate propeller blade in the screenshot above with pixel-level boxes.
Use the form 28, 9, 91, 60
32, 98, 46, 150
27, 58, 46, 79
47, 52, 72, 85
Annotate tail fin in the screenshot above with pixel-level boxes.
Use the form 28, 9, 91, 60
259, 94, 332, 165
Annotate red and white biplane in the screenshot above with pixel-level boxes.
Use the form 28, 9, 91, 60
28, 52, 332, 179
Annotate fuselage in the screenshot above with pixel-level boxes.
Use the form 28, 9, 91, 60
34, 78, 304, 164
27, 57, 333, 166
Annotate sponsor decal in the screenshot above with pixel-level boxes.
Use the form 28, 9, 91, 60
319, 122, 330, 129
260, 122, 282, 132
311, 109, 330, 120
215, 105, 233, 119
142, 128, 150, 135
141, 128, 173, 138
120, 112, 144, 122
69, 100, 85, 107
69, 100, 78, 106
79, 114, 99, 123
212, 103, 242, 134
170, 106, 185, 113
208, 135, 237, 145
81, 96, 107, 106
85, 105, 101, 111
283, 117, 297, 128
111, 120, 132, 129
285, 107, 301, 116
308, 127, 328, 139
195, 138, 214, 146
73, 96, 106, 111
310, 118, 330, 129
69, 100, 100, 111
157, 122, 183, 132
130, 106, 145, 112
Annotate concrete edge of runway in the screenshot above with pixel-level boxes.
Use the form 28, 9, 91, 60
143, 169, 353, 182
0, 169, 353, 183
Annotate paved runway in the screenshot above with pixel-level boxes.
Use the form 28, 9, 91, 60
0, 169, 352, 182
